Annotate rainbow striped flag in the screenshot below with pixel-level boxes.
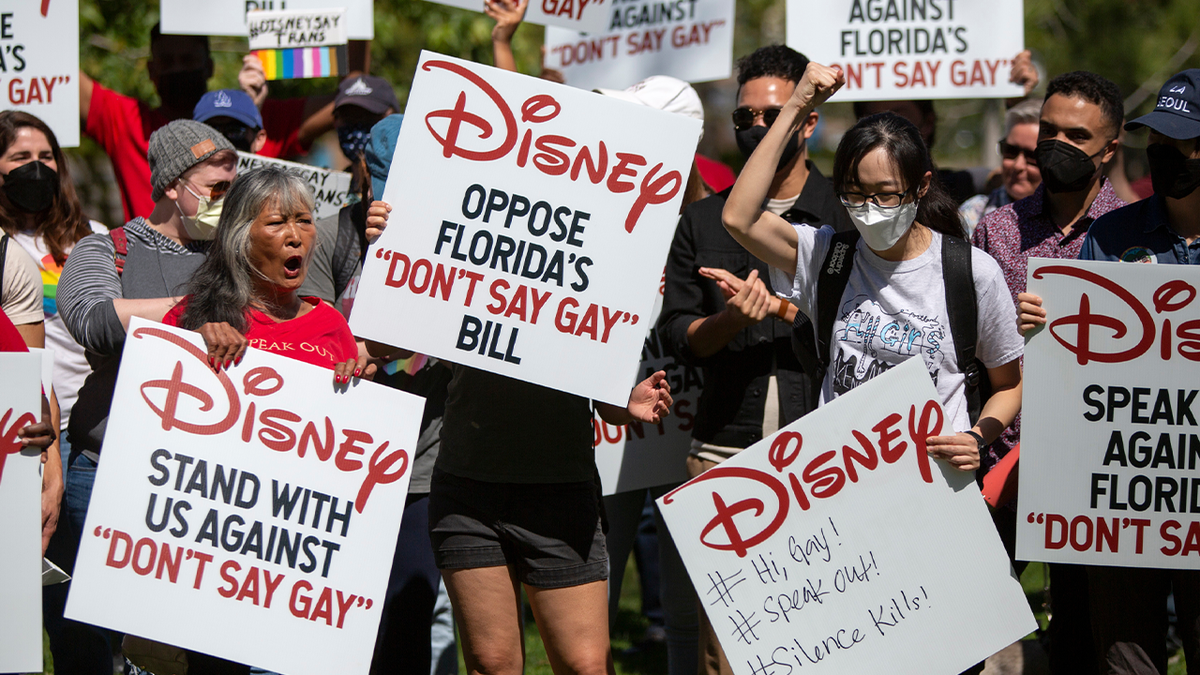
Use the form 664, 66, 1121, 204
251, 45, 348, 80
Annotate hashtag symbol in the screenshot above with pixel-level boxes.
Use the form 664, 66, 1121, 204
705, 568, 746, 608
728, 610, 761, 645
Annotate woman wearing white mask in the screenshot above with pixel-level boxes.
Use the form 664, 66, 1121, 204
720, 63, 1023, 476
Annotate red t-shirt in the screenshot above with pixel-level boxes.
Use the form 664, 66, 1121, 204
695, 153, 737, 193
0, 310, 28, 352
163, 297, 358, 370
86, 82, 310, 221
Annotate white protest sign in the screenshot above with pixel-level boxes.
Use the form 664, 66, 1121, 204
1017, 259, 1200, 569
162, 0, 374, 40
0, 352, 43, 673
786, 0, 1024, 101
659, 358, 1035, 675
0, 0, 80, 147
66, 319, 424, 675
424, 0, 609, 36
248, 8, 348, 50
350, 52, 700, 405
237, 152, 352, 220
544, 0, 733, 91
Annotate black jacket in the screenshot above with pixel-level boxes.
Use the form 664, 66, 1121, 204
656, 163, 852, 448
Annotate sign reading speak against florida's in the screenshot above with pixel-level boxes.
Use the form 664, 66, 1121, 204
0, 352, 43, 673
161, 0, 374, 40
1, 0, 80, 147
659, 358, 1035, 675
237, 153, 352, 220
65, 319, 425, 675
424, 0, 609, 36
543, 0, 734, 91
786, 0, 1024, 101
1017, 259, 1200, 570
350, 52, 701, 405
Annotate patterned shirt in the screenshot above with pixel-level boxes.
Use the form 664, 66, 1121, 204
969, 179, 1127, 470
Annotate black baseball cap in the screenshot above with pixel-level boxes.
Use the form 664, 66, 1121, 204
1125, 69, 1200, 140
334, 75, 400, 116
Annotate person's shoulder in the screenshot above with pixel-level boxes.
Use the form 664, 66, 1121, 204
1086, 198, 1156, 250
3, 237, 40, 279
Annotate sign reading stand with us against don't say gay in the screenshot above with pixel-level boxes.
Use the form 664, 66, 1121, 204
658, 358, 1036, 675
351, 51, 701, 405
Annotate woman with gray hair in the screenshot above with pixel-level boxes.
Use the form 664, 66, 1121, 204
959, 99, 1043, 234
163, 165, 375, 384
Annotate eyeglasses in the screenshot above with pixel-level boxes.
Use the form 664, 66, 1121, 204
998, 140, 1038, 166
732, 106, 783, 131
838, 190, 911, 209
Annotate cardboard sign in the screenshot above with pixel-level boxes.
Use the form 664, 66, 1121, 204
161, 0, 374, 40
0, 352, 43, 673
544, 0, 734, 91
424, 0, 609, 35
658, 358, 1035, 675
1, 0, 80, 147
237, 152, 352, 220
350, 52, 701, 405
248, 9, 347, 49
66, 319, 425, 675
1017, 259, 1200, 569
786, 0, 1024, 101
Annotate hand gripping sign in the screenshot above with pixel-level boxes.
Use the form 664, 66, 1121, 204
658, 358, 1035, 675
786, 0, 1025, 101
351, 52, 701, 405
0, 352, 43, 673
1017, 259, 1200, 570
66, 319, 425, 675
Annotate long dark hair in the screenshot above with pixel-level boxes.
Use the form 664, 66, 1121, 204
179, 166, 316, 333
0, 111, 93, 264
832, 112, 964, 240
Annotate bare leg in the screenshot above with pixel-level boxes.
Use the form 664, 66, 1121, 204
443, 566, 524, 675
525, 580, 615, 675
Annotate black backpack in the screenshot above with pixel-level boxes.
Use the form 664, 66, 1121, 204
789, 230, 991, 425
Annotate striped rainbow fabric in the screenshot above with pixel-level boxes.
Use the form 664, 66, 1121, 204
251, 45, 348, 80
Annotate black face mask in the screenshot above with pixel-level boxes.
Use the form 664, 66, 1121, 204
1036, 139, 1103, 194
1146, 143, 1200, 200
2, 160, 58, 213
157, 69, 208, 111
736, 126, 801, 174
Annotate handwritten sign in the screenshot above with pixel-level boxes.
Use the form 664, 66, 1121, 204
544, 0, 733, 91
1, 0, 80, 147
659, 358, 1035, 675
0, 352, 43, 673
1017, 259, 1200, 569
424, 0, 609, 35
786, 0, 1024, 101
350, 52, 700, 405
248, 8, 347, 49
65, 319, 425, 675
161, 0, 374, 40
237, 152, 352, 220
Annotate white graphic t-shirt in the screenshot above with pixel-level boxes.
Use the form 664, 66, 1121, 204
771, 226, 1023, 432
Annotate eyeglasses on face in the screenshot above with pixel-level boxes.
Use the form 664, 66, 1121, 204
837, 190, 911, 209
998, 140, 1038, 166
732, 106, 783, 131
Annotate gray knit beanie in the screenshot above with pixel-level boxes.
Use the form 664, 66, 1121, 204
149, 119, 235, 202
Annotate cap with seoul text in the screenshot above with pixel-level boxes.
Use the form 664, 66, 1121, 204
334, 75, 400, 116
1125, 69, 1200, 140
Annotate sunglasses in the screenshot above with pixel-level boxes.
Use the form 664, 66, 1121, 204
998, 140, 1038, 166
732, 106, 783, 131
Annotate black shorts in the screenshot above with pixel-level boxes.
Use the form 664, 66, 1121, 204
428, 468, 608, 589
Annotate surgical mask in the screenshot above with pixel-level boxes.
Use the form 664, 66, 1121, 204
2, 160, 58, 213
736, 126, 801, 173
1146, 143, 1200, 200
157, 69, 208, 111
1035, 139, 1102, 194
846, 201, 918, 252
338, 124, 372, 160
175, 183, 224, 241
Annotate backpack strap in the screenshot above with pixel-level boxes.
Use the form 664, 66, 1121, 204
941, 234, 983, 425
109, 227, 128, 276
0, 233, 9, 300
791, 230, 860, 385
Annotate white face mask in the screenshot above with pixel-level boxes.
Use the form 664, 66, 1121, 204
175, 183, 224, 241
846, 201, 917, 252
